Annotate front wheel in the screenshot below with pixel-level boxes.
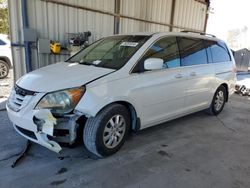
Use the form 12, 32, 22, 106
206, 85, 227, 115
83, 104, 130, 158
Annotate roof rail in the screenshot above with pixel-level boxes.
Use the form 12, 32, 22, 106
181, 30, 216, 38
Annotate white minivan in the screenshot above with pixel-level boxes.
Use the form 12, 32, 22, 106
7, 31, 236, 157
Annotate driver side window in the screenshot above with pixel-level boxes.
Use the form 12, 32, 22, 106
133, 37, 180, 72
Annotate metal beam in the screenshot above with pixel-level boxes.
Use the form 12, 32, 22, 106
203, 11, 209, 32
202, 0, 210, 32
195, 0, 208, 5
114, 0, 120, 34
169, 0, 176, 31
21, 0, 32, 72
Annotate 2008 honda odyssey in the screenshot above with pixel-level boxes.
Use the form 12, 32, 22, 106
7, 31, 236, 157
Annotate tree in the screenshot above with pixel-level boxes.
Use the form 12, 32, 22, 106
0, 0, 9, 34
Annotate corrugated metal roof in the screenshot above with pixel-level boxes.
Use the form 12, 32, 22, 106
119, 0, 172, 33
173, 0, 207, 32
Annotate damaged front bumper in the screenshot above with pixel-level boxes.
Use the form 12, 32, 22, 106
14, 123, 62, 153
6, 91, 80, 153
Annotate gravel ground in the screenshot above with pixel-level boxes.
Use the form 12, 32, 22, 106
0, 69, 13, 103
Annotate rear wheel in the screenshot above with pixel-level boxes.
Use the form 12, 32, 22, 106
206, 85, 227, 115
83, 104, 130, 158
0, 60, 9, 79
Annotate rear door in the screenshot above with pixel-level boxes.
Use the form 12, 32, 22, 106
177, 37, 214, 111
205, 40, 235, 95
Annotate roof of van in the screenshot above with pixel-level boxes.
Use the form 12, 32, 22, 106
125, 31, 220, 41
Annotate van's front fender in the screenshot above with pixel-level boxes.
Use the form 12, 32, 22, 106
75, 85, 141, 118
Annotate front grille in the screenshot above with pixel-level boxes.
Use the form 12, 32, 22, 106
16, 125, 37, 140
7, 85, 35, 112
14, 85, 35, 96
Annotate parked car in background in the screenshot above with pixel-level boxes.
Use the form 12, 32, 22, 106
7, 31, 236, 158
0, 34, 12, 79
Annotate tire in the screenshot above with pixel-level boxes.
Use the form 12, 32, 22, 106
0, 60, 9, 79
68, 120, 85, 148
206, 85, 227, 115
83, 104, 130, 158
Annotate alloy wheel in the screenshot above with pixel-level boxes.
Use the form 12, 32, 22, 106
103, 114, 126, 149
0, 61, 8, 78
214, 91, 224, 111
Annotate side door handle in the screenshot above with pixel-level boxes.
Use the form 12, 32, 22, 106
175, 73, 183, 78
190, 72, 196, 77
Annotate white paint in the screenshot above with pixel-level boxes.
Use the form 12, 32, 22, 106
16, 62, 114, 92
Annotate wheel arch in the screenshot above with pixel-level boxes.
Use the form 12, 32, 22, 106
0, 56, 11, 67
95, 100, 140, 132
220, 83, 229, 102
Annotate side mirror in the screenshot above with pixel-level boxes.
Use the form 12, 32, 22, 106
144, 58, 164, 70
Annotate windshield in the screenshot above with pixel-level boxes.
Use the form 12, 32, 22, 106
67, 35, 150, 70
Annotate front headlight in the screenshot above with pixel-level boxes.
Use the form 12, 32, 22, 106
35, 86, 85, 115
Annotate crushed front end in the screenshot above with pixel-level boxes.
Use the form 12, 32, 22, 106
6, 85, 84, 153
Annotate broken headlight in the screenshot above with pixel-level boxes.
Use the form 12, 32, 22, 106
35, 86, 85, 115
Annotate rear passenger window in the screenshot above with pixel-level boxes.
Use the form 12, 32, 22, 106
205, 40, 231, 63
177, 37, 207, 66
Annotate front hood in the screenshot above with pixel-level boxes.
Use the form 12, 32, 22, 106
16, 62, 114, 92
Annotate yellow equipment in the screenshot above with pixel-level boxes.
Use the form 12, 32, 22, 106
50, 42, 61, 54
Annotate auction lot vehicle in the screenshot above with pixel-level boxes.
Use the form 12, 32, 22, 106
0, 34, 12, 78
7, 31, 236, 157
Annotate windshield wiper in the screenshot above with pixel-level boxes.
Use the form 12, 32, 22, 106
78, 60, 116, 70
79, 61, 104, 68
79, 61, 92, 65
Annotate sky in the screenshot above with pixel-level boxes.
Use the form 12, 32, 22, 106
206, 0, 250, 49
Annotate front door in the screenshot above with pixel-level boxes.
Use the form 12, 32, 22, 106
129, 37, 187, 128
